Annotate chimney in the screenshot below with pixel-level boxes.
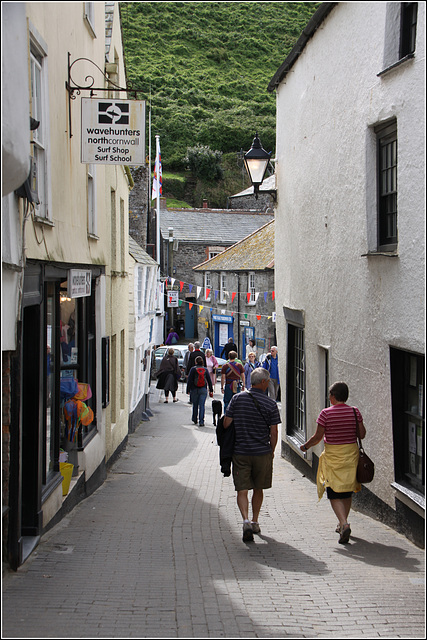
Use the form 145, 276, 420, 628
203, 199, 208, 208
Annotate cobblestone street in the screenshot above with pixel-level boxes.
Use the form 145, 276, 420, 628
2, 386, 425, 638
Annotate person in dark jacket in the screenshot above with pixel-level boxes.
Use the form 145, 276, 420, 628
223, 367, 280, 542
187, 356, 213, 426
185, 341, 206, 374
221, 337, 238, 359
156, 347, 180, 402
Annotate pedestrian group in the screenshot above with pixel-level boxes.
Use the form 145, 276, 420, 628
156, 335, 367, 545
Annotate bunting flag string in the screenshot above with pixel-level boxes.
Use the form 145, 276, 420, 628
164, 275, 276, 303
162, 274, 276, 321
168, 294, 274, 321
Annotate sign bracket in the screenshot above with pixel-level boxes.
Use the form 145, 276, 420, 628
66, 52, 145, 138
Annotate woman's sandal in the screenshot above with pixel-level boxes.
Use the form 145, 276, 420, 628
338, 523, 351, 544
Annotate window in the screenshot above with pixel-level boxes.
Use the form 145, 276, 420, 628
284, 307, 306, 442
111, 189, 117, 270
87, 164, 97, 236
376, 120, 398, 251
400, 2, 418, 58
204, 272, 211, 300
30, 37, 50, 220
248, 272, 256, 304
44, 283, 57, 483
287, 324, 306, 440
220, 273, 227, 303
390, 348, 424, 498
84, 2, 96, 36
59, 282, 97, 446
137, 267, 143, 318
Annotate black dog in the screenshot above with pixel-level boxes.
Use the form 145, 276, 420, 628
212, 400, 222, 426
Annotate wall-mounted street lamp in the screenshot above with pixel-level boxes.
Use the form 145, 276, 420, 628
243, 133, 276, 200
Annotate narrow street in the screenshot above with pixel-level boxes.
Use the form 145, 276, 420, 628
2, 385, 425, 639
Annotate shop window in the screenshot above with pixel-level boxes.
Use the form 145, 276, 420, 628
44, 283, 57, 483
390, 348, 425, 497
60, 282, 96, 448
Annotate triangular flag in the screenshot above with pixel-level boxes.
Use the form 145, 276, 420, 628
205, 288, 211, 299
180, 281, 184, 292
255, 292, 259, 303
189, 284, 193, 293
179, 300, 183, 307
256, 315, 261, 320
247, 292, 251, 303
264, 292, 268, 302
170, 278, 175, 288
231, 292, 237, 303
189, 303, 193, 310
199, 305, 203, 313
214, 290, 218, 300
197, 286, 201, 298
272, 291, 275, 301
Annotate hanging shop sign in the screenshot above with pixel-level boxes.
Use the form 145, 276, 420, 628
81, 98, 145, 165
68, 270, 92, 298
167, 291, 179, 307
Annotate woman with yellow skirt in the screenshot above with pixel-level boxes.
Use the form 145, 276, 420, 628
300, 381, 366, 544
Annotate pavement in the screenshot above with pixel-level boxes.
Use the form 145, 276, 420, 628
2, 383, 425, 639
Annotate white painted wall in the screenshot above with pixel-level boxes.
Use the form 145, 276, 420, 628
274, 2, 425, 509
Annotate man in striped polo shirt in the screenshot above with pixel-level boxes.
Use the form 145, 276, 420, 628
223, 367, 281, 542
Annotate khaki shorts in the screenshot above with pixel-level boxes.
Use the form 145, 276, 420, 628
232, 453, 273, 491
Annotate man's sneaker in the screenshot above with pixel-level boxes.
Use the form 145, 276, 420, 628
251, 522, 261, 535
242, 522, 254, 542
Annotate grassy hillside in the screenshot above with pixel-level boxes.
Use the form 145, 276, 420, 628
120, 2, 319, 169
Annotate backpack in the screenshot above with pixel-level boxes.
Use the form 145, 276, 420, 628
195, 367, 206, 387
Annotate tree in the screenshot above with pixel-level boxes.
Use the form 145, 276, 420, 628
185, 145, 223, 182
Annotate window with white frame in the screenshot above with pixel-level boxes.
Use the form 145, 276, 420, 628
87, 164, 97, 236
248, 272, 256, 304
204, 272, 211, 300
220, 272, 227, 303
84, 2, 96, 36
30, 36, 50, 220
137, 267, 143, 318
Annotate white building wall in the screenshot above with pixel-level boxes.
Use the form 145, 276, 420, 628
275, 3, 425, 511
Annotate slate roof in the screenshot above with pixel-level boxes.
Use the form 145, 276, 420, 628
159, 208, 273, 244
229, 173, 276, 199
128, 236, 158, 266
193, 219, 274, 272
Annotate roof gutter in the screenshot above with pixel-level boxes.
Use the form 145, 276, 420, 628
267, 2, 337, 93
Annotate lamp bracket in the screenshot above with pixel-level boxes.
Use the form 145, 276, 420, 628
65, 53, 145, 137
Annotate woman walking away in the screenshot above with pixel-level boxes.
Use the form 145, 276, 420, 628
187, 356, 213, 426
156, 347, 180, 403
300, 381, 366, 544
205, 348, 219, 392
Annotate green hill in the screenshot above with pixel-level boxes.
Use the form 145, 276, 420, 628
120, 2, 320, 169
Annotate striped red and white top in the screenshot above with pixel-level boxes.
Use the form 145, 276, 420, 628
317, 404, 363, 445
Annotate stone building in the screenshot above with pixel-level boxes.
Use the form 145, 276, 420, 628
193, 219, 276, 360
158, 203, 273, 340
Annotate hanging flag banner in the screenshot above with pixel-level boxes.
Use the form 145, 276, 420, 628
151, 135, 162, 200
81, 98, 145, 165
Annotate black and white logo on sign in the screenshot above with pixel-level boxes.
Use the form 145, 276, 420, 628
98, 102, 130, 125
